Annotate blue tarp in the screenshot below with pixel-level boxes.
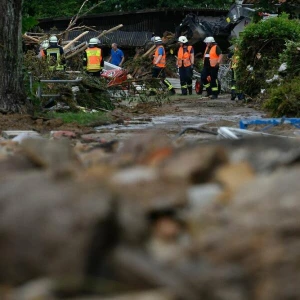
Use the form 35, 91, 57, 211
239, 118, 300, 130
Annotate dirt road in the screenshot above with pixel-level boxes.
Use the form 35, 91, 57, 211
92, 93, 264, 143
0, 93, 264, 141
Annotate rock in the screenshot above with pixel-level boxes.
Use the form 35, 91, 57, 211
160, 144, 228, 183
20, 139, 80, 174
51, 131, 77, 139
214, 161, 255, 202
190, 166, 300, 299
0, 171, 112, 284
9, 278, 55, 300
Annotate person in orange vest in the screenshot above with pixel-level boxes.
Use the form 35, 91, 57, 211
38, 40, 49, 58
152, 36, 176, 95
177, 36, 194, 96
83, 38, 104, 76
201, 36, 223, 99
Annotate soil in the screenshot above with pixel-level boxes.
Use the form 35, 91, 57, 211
0, 113, 96, 135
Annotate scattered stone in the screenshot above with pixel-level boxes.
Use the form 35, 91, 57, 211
51, 131, 77, 139
2, 130, 40, 139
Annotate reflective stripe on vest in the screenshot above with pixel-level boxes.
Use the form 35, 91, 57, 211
203, 45, 220, 67
177, 46, 192, 67
231, 55, 239, 69
86, 48, 102, 71
46, 48, 64, 70
153, 46, 166, 68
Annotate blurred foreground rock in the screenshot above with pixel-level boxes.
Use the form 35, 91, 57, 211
0, 133, 300, 299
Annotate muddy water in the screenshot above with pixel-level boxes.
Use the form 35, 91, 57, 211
95, 95, 264, 142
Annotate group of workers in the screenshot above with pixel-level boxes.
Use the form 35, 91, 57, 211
39, 33, 236, 100
152, 34, 223, 98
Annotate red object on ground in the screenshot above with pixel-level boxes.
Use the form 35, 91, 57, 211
101, 69, 128, 87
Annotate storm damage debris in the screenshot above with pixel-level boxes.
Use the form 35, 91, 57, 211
0, 131, 300, 299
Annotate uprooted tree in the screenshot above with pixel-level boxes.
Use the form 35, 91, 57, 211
0, 0, 27, 113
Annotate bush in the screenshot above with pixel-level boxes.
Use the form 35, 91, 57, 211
236, 14, 300, 96
279, 40, 300, 78
263, 77, 300, 117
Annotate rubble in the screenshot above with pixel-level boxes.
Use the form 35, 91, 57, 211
0, 127, 300, 299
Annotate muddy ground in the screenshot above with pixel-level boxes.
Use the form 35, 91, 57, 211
2, 93, 298, 143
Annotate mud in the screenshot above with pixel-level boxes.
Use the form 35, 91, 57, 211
0, 94, 288, 142
95, 94, 264, 142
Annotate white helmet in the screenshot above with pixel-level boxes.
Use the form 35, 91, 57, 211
40, 40, 49, 50
49, 36, 58, 43
153, 36, 162, 43
89, 38, 99, 45
178, 36, 188, 43
204, 36, 215, 43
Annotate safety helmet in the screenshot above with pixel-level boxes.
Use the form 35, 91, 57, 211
178, 36, 188, 43
153, 36, 162, 43
49, 36, 58, 43
89, 38, 99, 45
40, 40, 49, 50
204, 36, 215, 43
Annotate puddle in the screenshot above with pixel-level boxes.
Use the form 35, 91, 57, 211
95, 113, 263, 133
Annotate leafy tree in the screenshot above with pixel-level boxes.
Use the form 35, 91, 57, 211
22, 0, 234, 18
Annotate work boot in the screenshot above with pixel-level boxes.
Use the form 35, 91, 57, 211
237, 93, 245, 100
169, 89, 176, 95
210, 94, 218, 99
188, 88, 193, 95
231, 92, 236, 101
181, 88, 187, 95
205, 87, 212, 97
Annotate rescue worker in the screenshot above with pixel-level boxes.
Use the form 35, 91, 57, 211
201, 36, 222, 99
38, 40, 49, 58
108, 43, 125, 67
228, 46, 244, 100
152, 36, 176, 95
44, 35, 65, 71
177, 36, 194, 96
83, 37, 104, 76
228, 46, 238, 100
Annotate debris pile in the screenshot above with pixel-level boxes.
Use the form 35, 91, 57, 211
0, 131, 300, 299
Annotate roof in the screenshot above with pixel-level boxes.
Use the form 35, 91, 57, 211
67, 30, 153, 47
39, 7, 228, 22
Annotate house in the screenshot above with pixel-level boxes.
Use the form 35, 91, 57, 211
37, 8, 229, 49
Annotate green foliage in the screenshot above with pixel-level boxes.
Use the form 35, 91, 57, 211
279, 40, 300, 78
22, 0, 233, 18
263, 77, 300, 117
236, 14, 300, 96
23, 0, 83, 18
44, 111, 112, 125
22, 15, 38, 33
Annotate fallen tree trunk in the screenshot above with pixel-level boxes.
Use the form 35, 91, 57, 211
63, 31, 89, 51
23, 33, 40, 43
66, 24, 124, 57
142, 45, 156, 58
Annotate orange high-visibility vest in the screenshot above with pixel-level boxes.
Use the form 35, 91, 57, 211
153, 45, 166, 68
177, 46, 193, 67
85, 48, 102, 71
39, 49, 45, 57
203, 45, 220, 67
